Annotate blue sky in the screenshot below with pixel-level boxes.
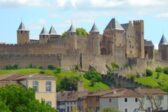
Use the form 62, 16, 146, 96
0, 0, 168, 49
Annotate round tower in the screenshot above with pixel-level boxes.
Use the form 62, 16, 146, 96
39, 27, 49, 44
66, 24, 77, 49
88, 23, 101, 55
17, 22, 29, 44
49, 26, 57, 38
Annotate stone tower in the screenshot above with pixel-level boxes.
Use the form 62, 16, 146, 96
49, 26, 57, 38
159, 34, 168, 60
39, 27, 49, 44
121, 21, 137, 58
66, 24, 77, 49
88, 23, 101, 55
17, 22, 29, 44
102, 18, 125, 57
133, 20, 145, 58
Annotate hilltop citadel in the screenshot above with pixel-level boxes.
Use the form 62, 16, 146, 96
0, 18, 167, 73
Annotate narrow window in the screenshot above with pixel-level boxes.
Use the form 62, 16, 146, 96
125, 108, 128, 112
32, 81, 39, 92
124, 98, 127, 102
46, 81, 52, 92
109, 98, 111, 102
135, 98, 138, 102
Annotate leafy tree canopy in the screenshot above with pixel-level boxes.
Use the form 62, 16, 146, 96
62, 28, 88, 37
0, 85, 56, 112
58, 77, 79, 91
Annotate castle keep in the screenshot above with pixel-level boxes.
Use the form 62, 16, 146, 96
0, 18, 157, 72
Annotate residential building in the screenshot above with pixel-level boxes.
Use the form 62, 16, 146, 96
0, 74, 57, 109
99, 88, 168, 112
57, 91, 88, 112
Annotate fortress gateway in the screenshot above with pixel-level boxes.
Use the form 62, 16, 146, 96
1, 18, 165, 72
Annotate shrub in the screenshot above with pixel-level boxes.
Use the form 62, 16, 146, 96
59, 77, 79, 91
5, 64, 19, 70
111, 63, 119, 70
155, 67, 162, 73
53, 68, 61, 74
163, 67, 168, 74
39, 71, 45, 74
84, 69, 102, 82
146, 69, 153, 76
47, 65, 56, 70
101, 107, 119, 112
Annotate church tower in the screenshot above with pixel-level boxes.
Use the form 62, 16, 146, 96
17, 22, 29, 44
88, 23, 101, 55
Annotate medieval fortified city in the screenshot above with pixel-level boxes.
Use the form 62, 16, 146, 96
0, 14, 168, 112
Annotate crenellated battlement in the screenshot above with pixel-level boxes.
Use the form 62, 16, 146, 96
0, 18, 155, 72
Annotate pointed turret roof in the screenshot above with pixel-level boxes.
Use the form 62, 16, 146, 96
18, 22, 27, 31
49, 26, 57, 35
159, 34, 168, 45
67, 24, 76, 33
90, 23, 99, 33
40, 27, 48, 35
105, 18, 124, 31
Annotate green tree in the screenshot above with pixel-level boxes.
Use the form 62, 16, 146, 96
0, 100, 11, 112
163, 67, 168, 74
0, 85, 56, 112
59, 77, 79, 91
62, 28, 88, 37
155, 67, 162, 73
146, 69, 153, 76
84, 69, 102, 82
76, 28, 88, 37
101, 107, 119, 112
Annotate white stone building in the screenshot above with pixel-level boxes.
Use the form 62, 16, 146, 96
99, 88, 168, 112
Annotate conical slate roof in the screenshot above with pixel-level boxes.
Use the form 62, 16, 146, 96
40, 27, 48, 35
90, 23, 99, 33
121, 23, 129, 30
159, 34, 168, 45
49, 26, 57, 35
68, 24, 76, 33
105, 18, 124, 31
18, 22, 27, 31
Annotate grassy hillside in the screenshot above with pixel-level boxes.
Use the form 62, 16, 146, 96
0, 68, 110, 92
135, 68, 168, 92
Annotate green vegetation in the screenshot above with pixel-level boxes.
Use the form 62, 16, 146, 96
62, 28, 88, 37
0, 85, 56, 112
0, 66, 110, 92
135, 66, 168, 92
101, 107, 119, 112
106, 63, 119, 74
76, 28, 88, 37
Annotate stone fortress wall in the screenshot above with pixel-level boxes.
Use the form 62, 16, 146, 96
0, 18, 166, 73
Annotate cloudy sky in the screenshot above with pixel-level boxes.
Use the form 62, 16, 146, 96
0, 0, 168, 48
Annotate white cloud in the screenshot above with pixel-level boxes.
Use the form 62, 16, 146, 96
157, 13, 168, 19
0, 0, 50, 7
